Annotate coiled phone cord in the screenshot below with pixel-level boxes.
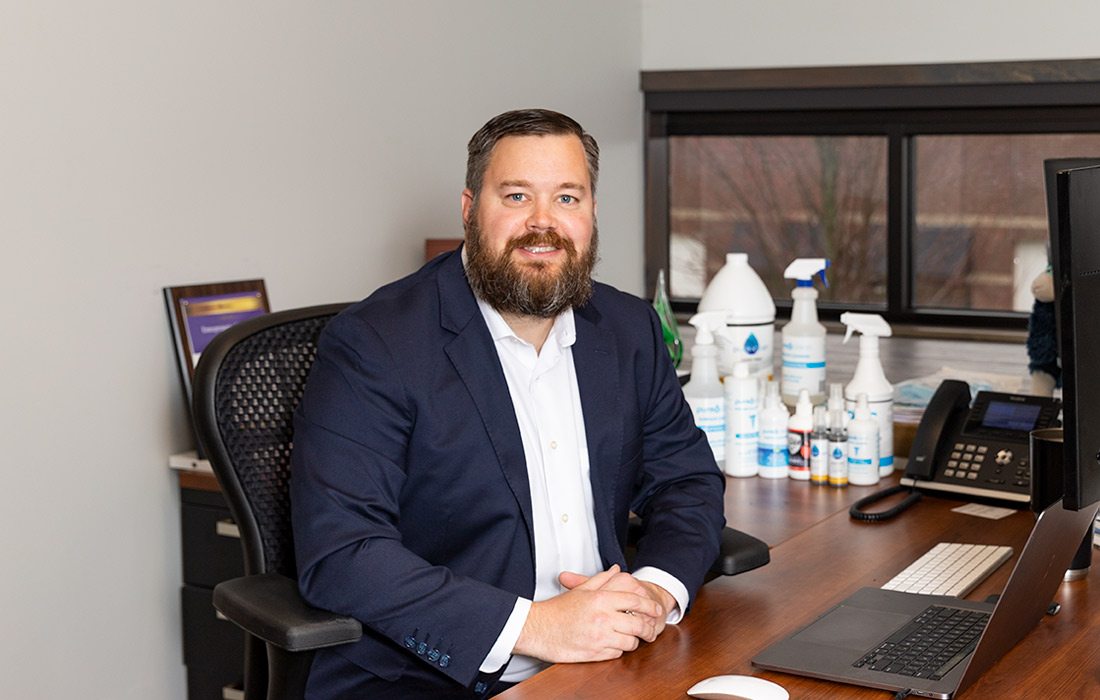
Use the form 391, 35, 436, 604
849, 484, 923, 522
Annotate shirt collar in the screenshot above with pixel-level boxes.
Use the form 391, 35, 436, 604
475, 295, 576, 350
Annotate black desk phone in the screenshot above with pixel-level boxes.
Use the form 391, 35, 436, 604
899, 379, 1061, 505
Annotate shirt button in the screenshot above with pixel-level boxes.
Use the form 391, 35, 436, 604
549, 440, 558, 450
561, 513, 569, 523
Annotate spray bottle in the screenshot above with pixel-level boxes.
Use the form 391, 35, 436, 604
827, 407, 848, 487
810, 406, 829, 485
757, 381, 790, 478
847, 393, 881, 486
685, 313, 727, 468
787, 389, 814, 480
841, 312, 894, 478
781, 258, 829, 407
827, 382, 849, 429
698, 253, 776, 380
724, 362, 759, 477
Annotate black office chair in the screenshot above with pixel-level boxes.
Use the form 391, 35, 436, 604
192, 304, 361, 700
192, 303, 769, 700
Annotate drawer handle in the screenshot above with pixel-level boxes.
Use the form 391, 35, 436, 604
222, 685, 245, 700
215, 519, 240, 539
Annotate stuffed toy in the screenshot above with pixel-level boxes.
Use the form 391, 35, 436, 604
1026, 266, 1060, 396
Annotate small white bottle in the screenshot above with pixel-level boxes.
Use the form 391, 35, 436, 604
684, 313, 727, 468
827, 408, 848, 487
810, 406, 829, 485
841, 313, 894, 477
724, 362, 759, 477
847, 393, 881, 486
787, 389, 814, 480
780, 258, 829, 407
758, 381, 790, 479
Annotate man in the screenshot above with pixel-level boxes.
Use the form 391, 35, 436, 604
291, 109, 726, 698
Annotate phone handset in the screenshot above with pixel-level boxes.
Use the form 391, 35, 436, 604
905, 379, 972, 480
850, 379, 972, 521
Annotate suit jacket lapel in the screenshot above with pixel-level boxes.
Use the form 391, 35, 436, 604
436, 252, 535, 552
573, 304, 626, 567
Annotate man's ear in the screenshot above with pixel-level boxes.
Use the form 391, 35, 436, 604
461, 189, 475, 225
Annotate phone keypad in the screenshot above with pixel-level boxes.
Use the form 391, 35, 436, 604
943, 442, 1026, 489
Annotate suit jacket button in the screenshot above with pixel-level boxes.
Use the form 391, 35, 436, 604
439, 654, 451, 668
474, 681, 487, 694
427, 648, 441, 662
416, 641, 427, 656
403, 636, 416, 649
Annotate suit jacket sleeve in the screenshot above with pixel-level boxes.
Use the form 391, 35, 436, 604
626, 305, 726, 607
290, 310, 517, 688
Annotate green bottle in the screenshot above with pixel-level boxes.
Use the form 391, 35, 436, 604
653, 269, 683, 368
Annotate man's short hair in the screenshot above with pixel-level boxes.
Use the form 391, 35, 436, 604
465, 109, 600, 199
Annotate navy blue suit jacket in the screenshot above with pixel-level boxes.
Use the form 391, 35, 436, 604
290, 249, 725, 695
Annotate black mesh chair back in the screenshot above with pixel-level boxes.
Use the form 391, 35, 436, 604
192, 303, 350, 700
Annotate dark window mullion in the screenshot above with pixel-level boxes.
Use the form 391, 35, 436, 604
887, 128, 910, 319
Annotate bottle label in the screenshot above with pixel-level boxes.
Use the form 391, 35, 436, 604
758, 444, 789, 466
848, 430, 879, 484
788, 428, 812, 470
781, 336, 826, 398
828, 439, 848, 486
688, 396, 725, 461
810, 436, 829, 483
846, 398, 894, 470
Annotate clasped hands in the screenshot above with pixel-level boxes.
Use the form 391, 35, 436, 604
513, 564, 676, 663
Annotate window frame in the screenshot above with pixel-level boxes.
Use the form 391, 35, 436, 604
643, 59, 1100, 329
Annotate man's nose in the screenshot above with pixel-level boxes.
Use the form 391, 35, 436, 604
526, 198, 555, 231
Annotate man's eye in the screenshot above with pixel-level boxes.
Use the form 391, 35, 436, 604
559, 195, 576, 204
508, 193, 526, 202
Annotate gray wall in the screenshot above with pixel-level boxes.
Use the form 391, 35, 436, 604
0, 2, 641, 697
643, 0, 1100, 69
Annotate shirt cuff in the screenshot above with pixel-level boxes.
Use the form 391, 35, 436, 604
632, 566, 688, 624
479, 597, 532, 673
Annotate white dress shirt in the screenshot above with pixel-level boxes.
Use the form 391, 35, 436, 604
473, 298, 688, 683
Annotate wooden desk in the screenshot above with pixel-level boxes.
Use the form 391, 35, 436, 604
499, 480, 1100, 699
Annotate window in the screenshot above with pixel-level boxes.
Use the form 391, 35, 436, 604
644, 59, 1100, 328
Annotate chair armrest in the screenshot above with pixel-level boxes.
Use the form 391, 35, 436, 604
213, 572, 362, 652
626, 517, 770, 577
710, 526, 770, 576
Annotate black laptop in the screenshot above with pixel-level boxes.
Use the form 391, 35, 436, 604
752, 500, 1098, 699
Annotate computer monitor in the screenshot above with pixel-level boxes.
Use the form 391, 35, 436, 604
1049, 162, 1100, 511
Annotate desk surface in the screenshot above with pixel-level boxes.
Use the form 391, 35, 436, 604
499, 478, 1100, 699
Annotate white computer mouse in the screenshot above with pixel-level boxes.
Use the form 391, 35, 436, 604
685, 674, 789, 700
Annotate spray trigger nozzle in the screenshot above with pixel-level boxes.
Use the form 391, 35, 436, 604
784, 258, 830, 289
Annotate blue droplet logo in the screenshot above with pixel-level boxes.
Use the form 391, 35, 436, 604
744, 333, 760, 355
832, 447, 843, 459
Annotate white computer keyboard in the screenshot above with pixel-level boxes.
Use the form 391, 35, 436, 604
882, 542, 1014, 597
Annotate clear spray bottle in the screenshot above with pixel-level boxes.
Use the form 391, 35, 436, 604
781, 258, 829, 407
685, 312, 728, 468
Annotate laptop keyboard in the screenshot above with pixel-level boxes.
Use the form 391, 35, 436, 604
853, 605, 991, 680
882, 542, 1014, 597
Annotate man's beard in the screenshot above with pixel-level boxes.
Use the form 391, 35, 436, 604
464, 216, 599, 318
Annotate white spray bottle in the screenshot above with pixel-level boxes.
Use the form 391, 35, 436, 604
685, 312, 727, 468
840, 312, 894, 477
698, 253, 776, 380
724, 362, 759, 477
781, 258, 829, 407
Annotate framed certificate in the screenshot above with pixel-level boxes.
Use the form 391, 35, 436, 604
164, 279, 269, 413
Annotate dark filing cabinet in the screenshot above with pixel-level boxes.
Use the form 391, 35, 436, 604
179, 471, 247, 700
